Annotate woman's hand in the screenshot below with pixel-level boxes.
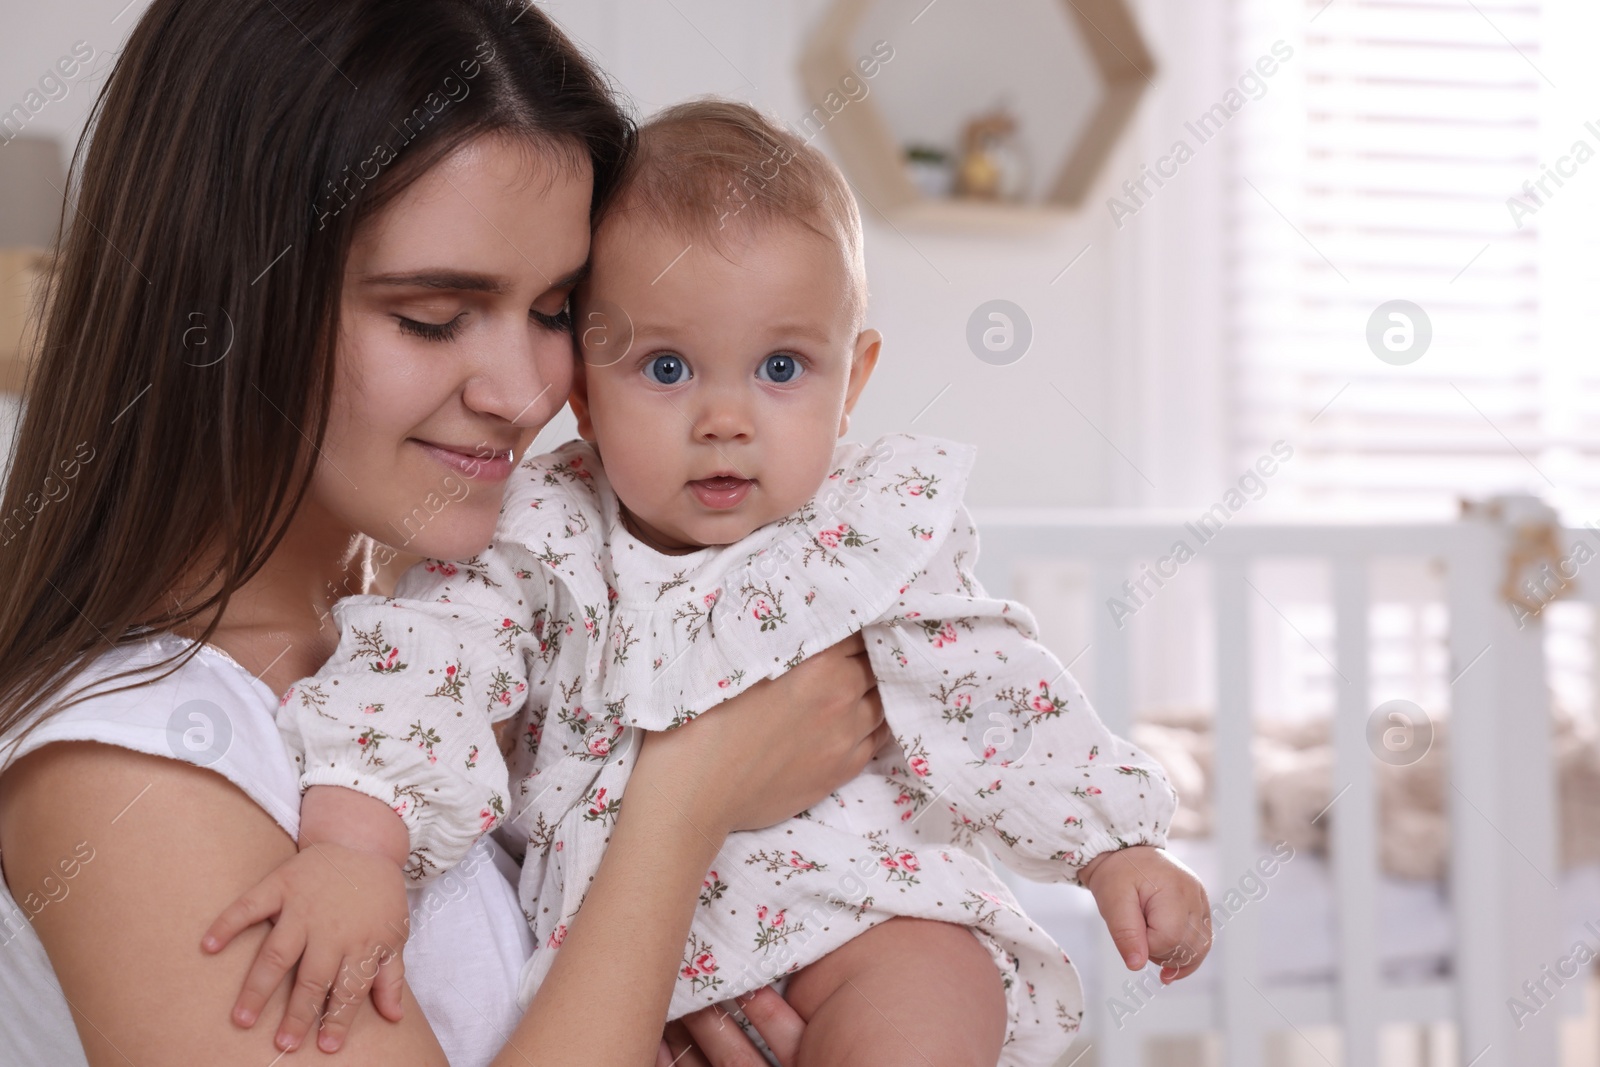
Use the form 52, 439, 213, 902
201, 841, 411, 1052
657, 988, 808, 1066
497, 634, 882, 1067
633, 631, 888, 836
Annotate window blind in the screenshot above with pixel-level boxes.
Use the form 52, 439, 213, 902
1226, 0, 1600, 717
1227, 0, 1600, 521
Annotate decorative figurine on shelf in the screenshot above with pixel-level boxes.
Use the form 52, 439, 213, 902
954, 105, 1030, 202
903, 143, 955, 199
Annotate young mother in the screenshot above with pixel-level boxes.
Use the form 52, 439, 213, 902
0, 2, 889, 1064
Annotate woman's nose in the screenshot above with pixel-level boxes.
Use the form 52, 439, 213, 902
461, 322, 573, 430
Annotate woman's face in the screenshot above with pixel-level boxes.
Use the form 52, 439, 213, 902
313, 133, 593, 562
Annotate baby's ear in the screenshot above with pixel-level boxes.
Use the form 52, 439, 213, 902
568, 358, 597, 442
839, 329, 882, 436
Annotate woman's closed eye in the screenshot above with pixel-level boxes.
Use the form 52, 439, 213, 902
394, 303, 573, 342
531, 303, 573, 332
396, 313, 465, 343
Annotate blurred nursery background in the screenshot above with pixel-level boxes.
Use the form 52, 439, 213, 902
3, 1, 1599, 1065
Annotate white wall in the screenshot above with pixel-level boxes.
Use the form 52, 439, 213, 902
0, 0, 129, 177
532, 0, 1135, 510
1, 0, 1237, 514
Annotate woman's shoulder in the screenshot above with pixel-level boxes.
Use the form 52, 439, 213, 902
0, 631, 301, 836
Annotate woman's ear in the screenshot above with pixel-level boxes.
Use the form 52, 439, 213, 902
839, 329, 882, 437
568, 357, 597, 442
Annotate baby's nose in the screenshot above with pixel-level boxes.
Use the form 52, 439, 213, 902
693, 392, 755, 442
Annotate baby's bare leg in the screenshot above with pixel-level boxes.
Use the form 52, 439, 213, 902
783, 916, 1007, 1067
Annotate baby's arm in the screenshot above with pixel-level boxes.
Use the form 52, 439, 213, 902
875, 503, 1211, 976
201, 786, 414, 1053
877, 502, 1178, 878
281, 548, 550, 881
203, 544, 549, 1051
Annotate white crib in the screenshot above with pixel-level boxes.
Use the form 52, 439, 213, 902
968, 498, 1580, 1067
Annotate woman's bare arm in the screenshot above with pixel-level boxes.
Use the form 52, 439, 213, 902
0, 742, 448, 1066
0, 634, 883, 1067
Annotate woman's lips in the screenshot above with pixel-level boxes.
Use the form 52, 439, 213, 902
414, 440, 515, 481
688, 476, 753, 509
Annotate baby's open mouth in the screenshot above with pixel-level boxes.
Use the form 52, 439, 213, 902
688, 476, 753, 510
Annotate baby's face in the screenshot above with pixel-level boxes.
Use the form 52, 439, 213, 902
570, 214, 878, 554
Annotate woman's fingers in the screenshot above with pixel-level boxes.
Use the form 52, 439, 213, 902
808, 632, 872, 697
841, 638, 876, 694
660, 1020, 712, 1066
848, 717, 893, 779
679, 1003, 763, 1066
680, 989, 807, 1067
834, 629, 867, 657
733, 988, 806, 1063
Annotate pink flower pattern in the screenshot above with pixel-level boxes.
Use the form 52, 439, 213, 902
282, 433, 1177, 1065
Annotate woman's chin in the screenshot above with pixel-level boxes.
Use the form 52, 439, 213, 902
378, 513, 499, 564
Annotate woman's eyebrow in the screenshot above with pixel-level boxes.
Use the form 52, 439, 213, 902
359, 262, 589, 292
361, 269, 509, 293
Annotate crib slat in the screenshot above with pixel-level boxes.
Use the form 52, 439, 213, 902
1092, 561, 1132, 737
1446, 525, 1508, 1065
1091, 561, 1140, 1067
1212, 558, 1266, 1067
1331, 559, 1380, 1066
1443, 517, 1565, 1065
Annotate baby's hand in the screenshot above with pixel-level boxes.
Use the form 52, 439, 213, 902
1079, 844, 1211, 984
201, 842, 411, 1053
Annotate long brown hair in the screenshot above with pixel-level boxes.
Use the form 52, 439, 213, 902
0, 0, 635, 745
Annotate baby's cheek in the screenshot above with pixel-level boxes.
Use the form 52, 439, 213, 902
761, 437, 824, 500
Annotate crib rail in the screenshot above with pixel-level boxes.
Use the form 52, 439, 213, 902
967, 508, 1564, 1067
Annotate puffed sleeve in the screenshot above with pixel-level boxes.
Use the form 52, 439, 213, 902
277, 543, 552, 885
866, 502, 1179, 885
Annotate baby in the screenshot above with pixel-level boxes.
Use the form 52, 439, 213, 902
227, 100, 1208, 1065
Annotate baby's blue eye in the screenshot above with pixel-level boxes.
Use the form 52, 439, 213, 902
646, 354, 689, 385
757, 353, 803, 384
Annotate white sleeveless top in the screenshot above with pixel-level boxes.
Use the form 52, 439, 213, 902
0, 632, 534, 1067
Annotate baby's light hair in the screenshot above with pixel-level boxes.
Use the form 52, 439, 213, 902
595, 98, 868, 327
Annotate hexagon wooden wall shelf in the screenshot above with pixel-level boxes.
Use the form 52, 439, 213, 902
798, 0, 1155, 229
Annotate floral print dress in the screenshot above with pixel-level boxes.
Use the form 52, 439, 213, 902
278, 432, 1178, 1067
